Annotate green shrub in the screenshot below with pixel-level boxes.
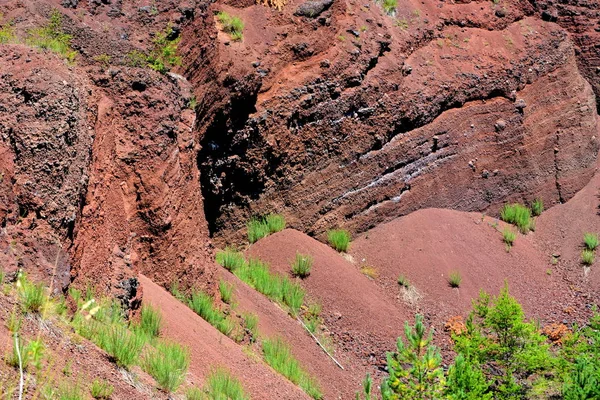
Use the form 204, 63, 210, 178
27, 10, 77, 62
99, 325, 146, 368
562, 358, 600, 400
262, 337, 322, 399
216, 247, 247, 271
90, 379, 114, 399
397, 274, 410, 288
503, 228, 516, 247
18, 275, 47, 314
445, 354, 491, 399
143, 341, 190, 392
217, 11, 244, 41
583, 233, 598, 251
147, 26, 181, 73
136, 304, 162, 338
500, 204, 531, 234
219, 280, 234, 304
448, 271, 462, 288
382, 0, 397, 14
291, 253, 313, 278
266, 214, 286, 233
327, 229, 351, 252
531, 198, 544, 216
582, 250, 594, 266
205, 368, 249, 400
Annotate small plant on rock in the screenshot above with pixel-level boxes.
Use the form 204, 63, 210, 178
291, 253, 313, 278
327, 229, 351, 252
448, 271, 462, 288
583, 233, 598, 251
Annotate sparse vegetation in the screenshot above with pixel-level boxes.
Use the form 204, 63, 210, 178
582, 249, 595, 266
0, 21, 15, 44
205, 368, 250, 400
135, 304, 162, 338
242, 312, 259, 342
262, 337, 323, 399
257, 0, 287, 11
291, 253, 313, 278
90, 379, 114, 399
531, 198, 544, 216
142, 341, 190, 392
185, 387, 203, 400
397, 274, 410, 288
583, 233, 598, 251
219, 280, 234, 304
27, 10, 77, 62
58, 382, 85, 400
247, 213, 286, 243
99, 324, 146, 368
327, 229, 351, 252
500, 203, 532, 234
217, 11, 244, 41
448, 271, 462, 288
17, 274, 47, 314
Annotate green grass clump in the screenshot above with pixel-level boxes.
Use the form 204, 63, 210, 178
291, 253, 313, 278
583, 233, 599, 251
262, 337, 322, 399
17, 274, 47, 314
397, 274, 410, 288
531, 198, 544, 216
242, 312, 259, 342
448, 271, 462, 288
217, 11, 245, 41
143, 341, 190, 392
147, 26, 182, 73
205, 368, 249, 400
503, 228, 516, 248
500, 203, 531, 234
216, 247, 247, 271
135, 304, 162, 338
582, 249, 595, 266
327, 229, 351, 252
247, 213, 286, 243
99, 325, 146, 368
0, 22, 15, 44
382, 0, 397, 14
27, 10, 77, 62
58, 382, 85, 400
219, 280, 234, 304
185, 387, 203, 400
90, 379, 114, 399
188, 290, 222, 325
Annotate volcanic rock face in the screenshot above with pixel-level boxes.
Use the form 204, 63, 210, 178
185, 0, 599, 242
0, 0, 598, 300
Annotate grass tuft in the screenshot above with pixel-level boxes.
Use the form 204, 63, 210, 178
583, 233, 598, 251
135, 304, 162, 338
503, 228, 516, 248
581, 249, 595, 266
247, 213, 286, 243
291, 253, 313, 278
327, 229, 351, 252
90, 379, 114, 399
58, 382, 85, 400
99, 324, 146, 368
205, 368, 250, 400
382, 0, 397, 14
217, 11, 245, 41
219, 280, 234, 304
216, 247, 247, 272
143, 341, 190, 392
27, 10, 77, 62
263, 337, 323, 399
185, 387, 203, 400
242, 312, 259, 342
448, 271, 462, 288
531, 198, 544, 216
500, 203, 531, 234
17, 274, 47, 314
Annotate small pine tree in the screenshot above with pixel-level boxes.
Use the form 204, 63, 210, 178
445, 354, 491, 400
563, 358, 600, 400
381, 315, 446, 400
